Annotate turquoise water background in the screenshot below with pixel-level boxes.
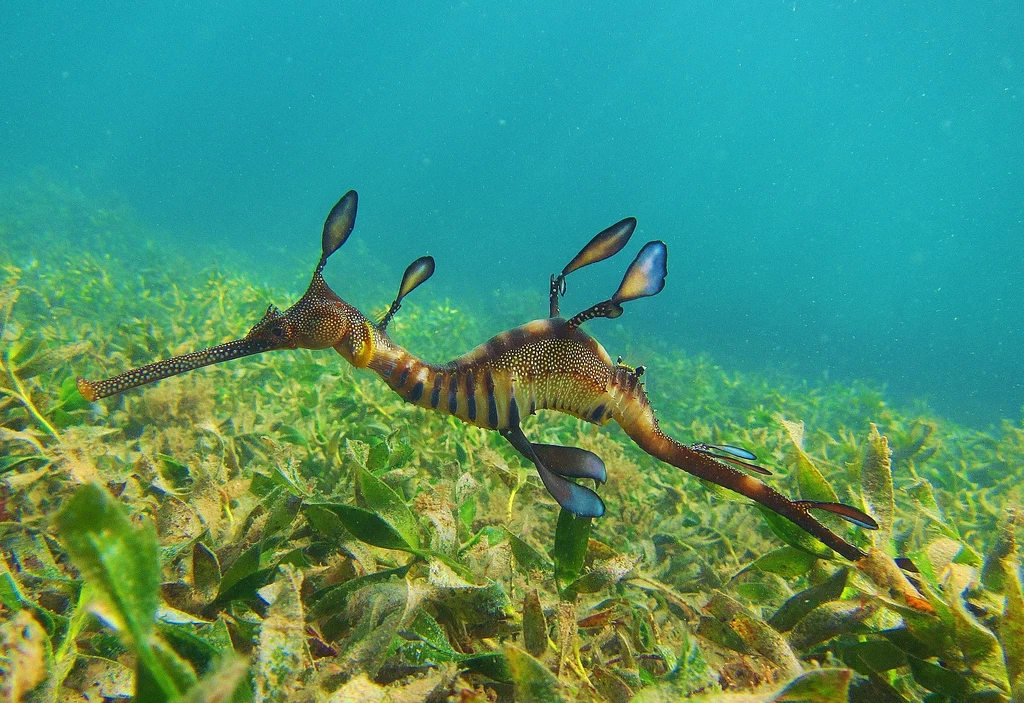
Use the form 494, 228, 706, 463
3, 2, 1021, 426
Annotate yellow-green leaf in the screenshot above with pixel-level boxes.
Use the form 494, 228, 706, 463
861, 423, 894, 547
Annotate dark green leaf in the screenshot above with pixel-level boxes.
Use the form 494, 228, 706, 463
507, 531, 553, 573
848, 671, 912, 703
214, 568, 278, 605
907, 655, 973, 698
5, 337, 39, 367
191, 543, 221, 604
327, 503, 417, 552
277, 425, 309, 449
463, 652, 512, 683
51, 407, 82, 429
768, 567, 848, 632
277, 548, 311, 569
734, 581, 783, 604
57, 375, 91, 411
136, 633, 198, 701
357, 467, 420, 550
0, 454, 47, 475
136, 657, 171, 703
216, 543, 262, 600
158, 622, 222, 674
403, 609, 459, 663
367, 441, 390, 471
773, 668, 852, 702
308, 565, 412, 619
262, 492, 302, 540
303, 504, 349, 543
11, 339, 51, 379
553, 509, 591, 593
758, 507, 835, 560
841, 639, 908, 674
882, 627, 942, 660
156, 453, 190, 484
249, 472, 278, 499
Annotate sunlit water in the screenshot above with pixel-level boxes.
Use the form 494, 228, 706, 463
3, 1, 1021, 427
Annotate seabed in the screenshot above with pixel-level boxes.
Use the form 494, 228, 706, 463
1, 184, 1022, 702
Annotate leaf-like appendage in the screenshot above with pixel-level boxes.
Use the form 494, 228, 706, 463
321, 190, 358, 262
562, 217, 636, 276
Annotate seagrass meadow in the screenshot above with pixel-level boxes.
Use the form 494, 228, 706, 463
1, 184, 1023, 702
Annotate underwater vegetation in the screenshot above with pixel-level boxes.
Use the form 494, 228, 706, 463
1, 182, 1023, 702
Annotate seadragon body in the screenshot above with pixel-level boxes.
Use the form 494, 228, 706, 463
78, 191, 877, 561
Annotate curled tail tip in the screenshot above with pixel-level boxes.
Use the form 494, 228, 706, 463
76, 377, 97, 402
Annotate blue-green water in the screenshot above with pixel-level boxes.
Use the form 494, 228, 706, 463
3, 2, 1021, 426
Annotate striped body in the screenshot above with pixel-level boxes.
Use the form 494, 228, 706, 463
352, 312, 869, 559
78, 191, 877, 561
358, 317, 653, 433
